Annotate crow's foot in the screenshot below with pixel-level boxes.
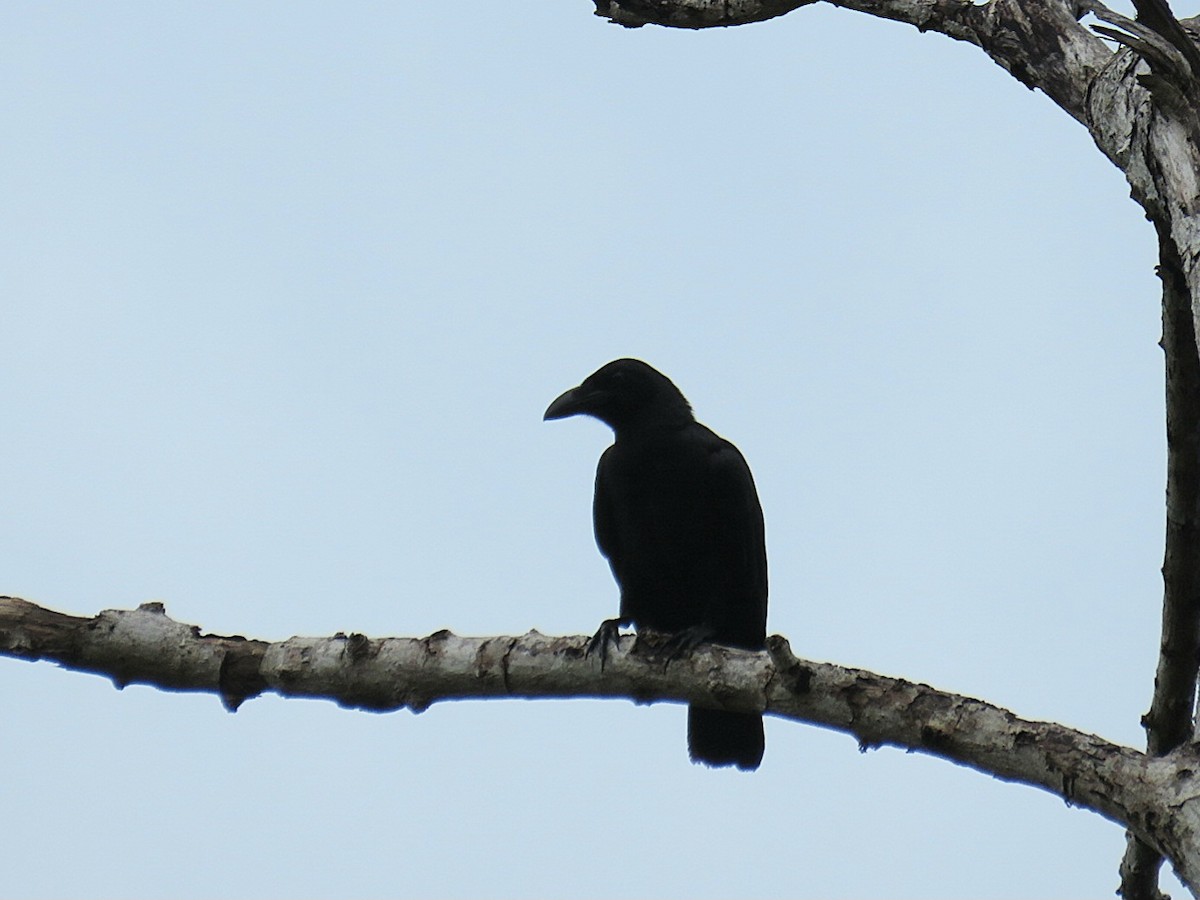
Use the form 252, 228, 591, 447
585, 617, 630, 670
657, 624, 717, 670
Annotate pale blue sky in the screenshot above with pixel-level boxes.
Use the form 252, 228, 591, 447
0, 1, 1186, 896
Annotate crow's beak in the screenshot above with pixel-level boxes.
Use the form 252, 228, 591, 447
544, 386, 584, 421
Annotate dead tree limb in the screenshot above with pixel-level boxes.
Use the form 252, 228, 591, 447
5, 595, 1200, 891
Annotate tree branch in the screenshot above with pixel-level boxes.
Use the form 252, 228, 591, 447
1090, 3, 1200, 102
1080, 9, 1200, 893
1117, 208, 1200, 900
593, 0, 816, 29
3, 595, 1196, 877
592, 0, 1112, 121
837, 0, 1112, 119
1132, 0, 1200, 83
1122, 838, 1173, 900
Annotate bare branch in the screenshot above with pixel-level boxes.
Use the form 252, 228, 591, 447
1132, 0, 1200, 80
593, 0, 815, 29
1090, 4, 1199, 89
854, 0, 1112, 118
592, 0, 1112, 121
1080, 26, 1200, 887
1117, 218, 1200, 900
2, 594, 1194, 875
0, 597, 269, 711
1120, 837, 1172, 900
1147, 231, 1200, 762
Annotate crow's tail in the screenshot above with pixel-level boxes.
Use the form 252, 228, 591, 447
688, 707, 764, 771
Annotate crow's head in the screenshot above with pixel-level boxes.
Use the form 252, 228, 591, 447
544, 358, 693, 434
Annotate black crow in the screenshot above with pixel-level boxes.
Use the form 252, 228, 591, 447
544, 358, 767, 770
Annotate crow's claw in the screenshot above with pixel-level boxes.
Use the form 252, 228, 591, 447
657, 624, 717, 671
585, 617, 629, 670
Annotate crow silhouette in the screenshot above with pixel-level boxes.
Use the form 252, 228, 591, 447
545, 358, 767, 770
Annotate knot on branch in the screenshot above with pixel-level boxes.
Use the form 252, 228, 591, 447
766, 635, 814, 695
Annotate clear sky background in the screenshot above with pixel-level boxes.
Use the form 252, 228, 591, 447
0, 1, 1189, 897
